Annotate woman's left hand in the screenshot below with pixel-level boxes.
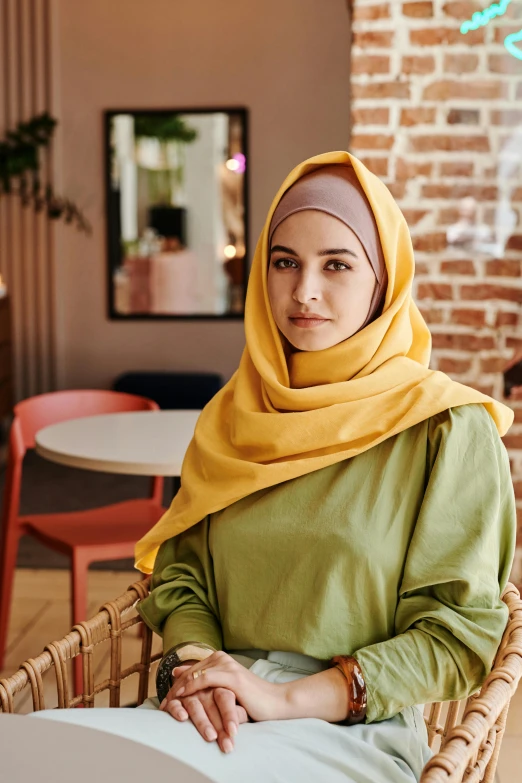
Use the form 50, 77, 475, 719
172, 651, 289, 723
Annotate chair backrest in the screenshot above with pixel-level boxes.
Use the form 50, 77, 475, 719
420, 583, 522, 782
112, 372, 223, 410
14, 390, 159, 450
2, 390, 163, 530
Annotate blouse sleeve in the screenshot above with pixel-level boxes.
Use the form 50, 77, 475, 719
136, 516, 223, 653
353, 404, 516, 723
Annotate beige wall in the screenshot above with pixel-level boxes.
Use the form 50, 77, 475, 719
53, 0, 351, 388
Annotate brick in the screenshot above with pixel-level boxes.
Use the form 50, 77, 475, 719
421, 184, 497, 200
518, 84, 522, 101
441, 260, 475, 275
353, 30, 394, 48
443, 53, 479, 74
402, 2, 433, 17
512, 405, 522, 424
507, 337, 522, 350
431, 333, 495, 350
507, 235, 522, 251
396, 159, 433, 179
483, 208, 497, 225
438, 207, 460, 225
451, 308, 486, 327
485, 260, 521, 277
352, 82, 410, 100
442, 1, 480, 17
412, 233, 447, 252
352, 55, 391, 75
359, 156, 389, 177
460, 284, 522, 304
513, 481, 522, 500
513, 188, 522, 201
496, 311, 518, 327
417, 282, 453, 300
481, 357, 507, 374
490, 110, 522, 126
503, 435, 522, 450
350, 134, 394, 151
415, 262, 430, 275
423, 80, 507, 101
353, 3, 390, 20
495, 25, 522, 45
410, 27, 484, 46
447, 108, 480, 125
387, 181, 406, 199
402, 55, 435, 75
440, 161, 474, 177
411, 136, 490, 153
468, 382, 495, 396
488, 54, 521, 75
438, 357, 472, 374
402, 208, 428, 226
352, 108, 390, 126
400, 107, 436, 126
419, 306, 445, 324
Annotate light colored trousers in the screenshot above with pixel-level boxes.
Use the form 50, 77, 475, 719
33, 649, 432, 782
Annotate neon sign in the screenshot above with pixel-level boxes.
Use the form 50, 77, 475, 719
505, 29, 522, 60
460, 0, 511, 33
460, 0, 522, 61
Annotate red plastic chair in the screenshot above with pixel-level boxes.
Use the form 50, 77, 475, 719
0, 390, 166, 693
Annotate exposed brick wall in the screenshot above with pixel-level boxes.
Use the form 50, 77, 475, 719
349, 0, 522, 570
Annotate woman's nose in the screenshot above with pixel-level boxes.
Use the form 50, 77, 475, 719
293, 272, 321, 303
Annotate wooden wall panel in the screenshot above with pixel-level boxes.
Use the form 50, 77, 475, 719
0, 0, 56, 401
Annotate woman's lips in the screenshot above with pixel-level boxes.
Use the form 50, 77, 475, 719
288, 314, 330, 328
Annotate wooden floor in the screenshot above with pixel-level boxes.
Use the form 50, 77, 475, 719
1, 569, 521, 780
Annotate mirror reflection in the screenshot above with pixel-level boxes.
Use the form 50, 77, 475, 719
106, 108, 248, 318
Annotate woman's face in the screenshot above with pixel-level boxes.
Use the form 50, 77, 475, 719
267, 210, 377, 352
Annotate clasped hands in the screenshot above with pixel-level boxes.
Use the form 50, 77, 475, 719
159, 650, 287, 753
159, 650, 351, 753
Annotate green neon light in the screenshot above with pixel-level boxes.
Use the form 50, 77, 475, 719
505, 29, 522, 60
460, 0, 511, 33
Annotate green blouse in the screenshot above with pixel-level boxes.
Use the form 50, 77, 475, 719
137, 404, 516, 722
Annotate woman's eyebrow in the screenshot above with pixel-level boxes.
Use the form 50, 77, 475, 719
318, 248, 358, 258
270, 244, 358, 258
270, 244, 297, 255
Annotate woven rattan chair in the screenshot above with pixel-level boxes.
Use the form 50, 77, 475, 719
1, 579, 521, 782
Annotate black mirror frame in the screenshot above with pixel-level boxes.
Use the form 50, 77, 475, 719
104, 106, 249, 321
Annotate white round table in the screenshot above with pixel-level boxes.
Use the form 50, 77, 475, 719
0, 714, 212, 783
34, 410, 201, 477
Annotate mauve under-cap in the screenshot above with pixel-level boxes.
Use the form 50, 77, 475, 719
269, 164, 388, 326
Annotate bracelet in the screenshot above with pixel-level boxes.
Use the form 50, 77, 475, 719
330, 655, 367, 725
156, 642, 216, 703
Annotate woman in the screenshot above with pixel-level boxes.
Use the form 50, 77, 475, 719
37, 152, 516, 782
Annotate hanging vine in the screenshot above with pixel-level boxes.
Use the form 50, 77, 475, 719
0, 112, 91, 234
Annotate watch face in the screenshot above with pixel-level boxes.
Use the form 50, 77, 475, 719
156, 650, 181, 703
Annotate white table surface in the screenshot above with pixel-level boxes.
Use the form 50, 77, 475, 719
0, 714, 212, 783
35, 410, 201, 477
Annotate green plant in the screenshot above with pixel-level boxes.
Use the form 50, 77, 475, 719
134, 113, 198, 206
0, 112, 91, 234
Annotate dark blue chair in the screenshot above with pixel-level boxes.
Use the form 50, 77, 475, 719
112, 372, 223, 410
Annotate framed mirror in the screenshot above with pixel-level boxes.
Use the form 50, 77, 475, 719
105, 108, 248, 319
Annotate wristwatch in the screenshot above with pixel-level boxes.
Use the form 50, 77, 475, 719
156, 641, 216, 703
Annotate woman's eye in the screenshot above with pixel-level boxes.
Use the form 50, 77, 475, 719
325, 260, 350, 271
274, 258, 298, 269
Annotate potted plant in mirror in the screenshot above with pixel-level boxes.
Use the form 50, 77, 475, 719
134, 114, 198, 246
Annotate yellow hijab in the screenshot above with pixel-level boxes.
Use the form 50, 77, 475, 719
135, 151, 512, 573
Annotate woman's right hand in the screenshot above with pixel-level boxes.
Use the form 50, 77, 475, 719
160, 681, 249, 753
